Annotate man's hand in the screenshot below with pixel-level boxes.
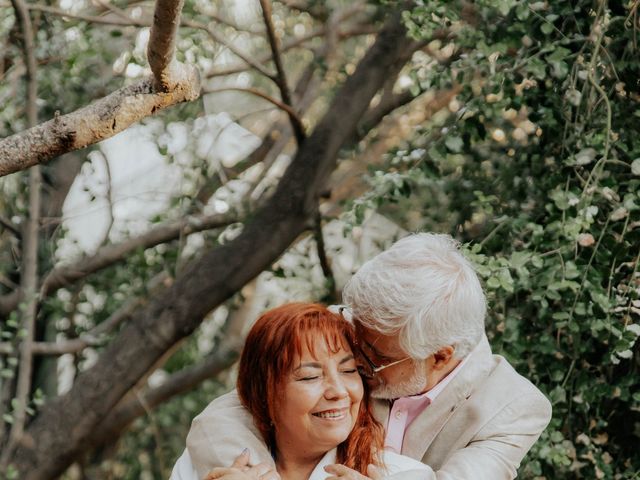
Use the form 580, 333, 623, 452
205, 449, 280, 480
324, 464, 385, 480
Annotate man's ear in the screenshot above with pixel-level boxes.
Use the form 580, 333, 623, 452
432, 345, 455, 369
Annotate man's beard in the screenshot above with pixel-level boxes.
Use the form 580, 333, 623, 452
370, 363, 429, 399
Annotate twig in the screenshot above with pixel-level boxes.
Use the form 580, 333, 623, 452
205, 23, 377, 78
258, 0, 306, 145
0, 215, 21, 239
314, 212, 337, 302
175, 18, 275, 80
201, 86, 304, 131
100, 152, 114, 246
26, 4, 145, 26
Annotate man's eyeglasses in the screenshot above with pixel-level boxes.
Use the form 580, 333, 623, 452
356, 346, 411, 378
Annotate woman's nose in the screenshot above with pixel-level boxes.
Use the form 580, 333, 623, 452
324, 375, 348, 399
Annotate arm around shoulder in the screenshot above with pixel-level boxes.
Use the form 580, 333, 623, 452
186, 391, 274, 479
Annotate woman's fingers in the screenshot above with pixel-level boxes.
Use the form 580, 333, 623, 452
205, 467, 242, 479
366, 464, 385, 480
324, 464, 371, 479
231, 448, 251, 469
245, 462, 276, 479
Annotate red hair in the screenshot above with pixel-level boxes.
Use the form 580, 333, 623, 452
237, 303, 385, 474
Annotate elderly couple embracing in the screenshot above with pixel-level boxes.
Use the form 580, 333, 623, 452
171, 233, 552, 480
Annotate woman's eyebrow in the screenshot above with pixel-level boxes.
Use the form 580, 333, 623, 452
339, 354, 355, 364
293, 362, 322, 370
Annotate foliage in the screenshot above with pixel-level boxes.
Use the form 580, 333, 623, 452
348, 0, 640, 478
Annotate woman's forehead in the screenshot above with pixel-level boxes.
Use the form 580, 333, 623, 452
295, 331, 353, 360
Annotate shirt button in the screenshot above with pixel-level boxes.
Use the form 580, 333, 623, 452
395, 410, 405, 419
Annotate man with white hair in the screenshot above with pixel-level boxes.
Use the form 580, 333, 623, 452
185, 233, 551, 479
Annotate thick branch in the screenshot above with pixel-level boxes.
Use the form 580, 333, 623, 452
89, 340, 241, 450
147, 0, 184, 91
10, 9, 412, 478
38, 212, 236, 302
0, 76, 200, 177
0, 211, 236, 315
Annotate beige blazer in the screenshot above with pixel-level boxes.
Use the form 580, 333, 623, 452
187, 336, 552, 479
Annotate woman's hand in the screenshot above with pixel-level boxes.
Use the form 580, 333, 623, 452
205, 449, 280, 480
324, 464, 385, 480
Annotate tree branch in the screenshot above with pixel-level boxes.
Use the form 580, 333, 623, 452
147, 0, 185, 91
38, 211, 237, 302
0, 76, 200, 177
314, 212, 337, 302
201, 86, 304, 129
258, 0, 306, 145
0, 0, 201, 178
2, 0, 41, 465
206, 23, 378, 78
89, 339, 241, 452
0, 215, 20, 239
0, 205, 236, 318
0, 288, 147, 357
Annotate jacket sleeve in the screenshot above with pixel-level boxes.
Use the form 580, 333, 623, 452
186, 391, 274, 479
386, 392, 552, 480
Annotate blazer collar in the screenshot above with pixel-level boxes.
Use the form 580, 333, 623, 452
401, 335, 495, 460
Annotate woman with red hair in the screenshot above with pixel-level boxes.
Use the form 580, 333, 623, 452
171, 303, 427, 480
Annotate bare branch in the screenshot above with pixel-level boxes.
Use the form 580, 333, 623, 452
25, 4, 144, 26
0, 215, 20, 238
314, 212, 337, 302
99, 152, 114, 247
201, 86, 304, 130
258, 0, 305, 145
0, 75, 200, 177
90, 339, 241, 450
206, 23, 378, 78
2, 0, 41, 464
147, 0, 184, 91
0, 288, 147, 357
39, 211, 237, 300
0, 211, 237, 315
181, 18, 275, 80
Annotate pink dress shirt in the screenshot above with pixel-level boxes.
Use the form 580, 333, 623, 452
384, 354, 471, 453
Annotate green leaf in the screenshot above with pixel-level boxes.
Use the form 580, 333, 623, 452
445, 136, 464, 153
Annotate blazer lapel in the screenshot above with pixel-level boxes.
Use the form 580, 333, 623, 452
401, 335, 495, 461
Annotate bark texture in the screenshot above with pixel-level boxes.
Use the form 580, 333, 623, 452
8, 10, 412, 478
0, 76, 200, 177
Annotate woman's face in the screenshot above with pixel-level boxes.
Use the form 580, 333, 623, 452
273, 335, 364, 459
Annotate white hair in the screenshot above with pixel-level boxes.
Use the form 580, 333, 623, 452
343, 233, 486, 360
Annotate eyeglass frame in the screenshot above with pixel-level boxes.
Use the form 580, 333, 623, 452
333, 306, 411, 377
356, 343, 411, 378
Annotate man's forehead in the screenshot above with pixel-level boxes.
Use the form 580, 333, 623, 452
354, 321, 404, 356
